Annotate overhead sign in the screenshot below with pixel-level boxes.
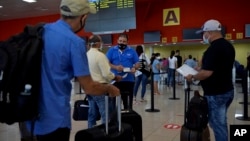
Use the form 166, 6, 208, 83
163, 7, 180, 26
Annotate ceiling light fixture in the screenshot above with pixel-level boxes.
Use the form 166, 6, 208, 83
0, 6, 3, 8
22, 0, 37, 3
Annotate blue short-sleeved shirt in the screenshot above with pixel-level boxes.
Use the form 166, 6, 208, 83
30, 19, 90, 135
152, 59, 161, 81
106, 46, 139, 82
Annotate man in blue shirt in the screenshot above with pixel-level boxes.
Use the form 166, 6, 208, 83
106, 33, 139, 110
27, 0, 120, 141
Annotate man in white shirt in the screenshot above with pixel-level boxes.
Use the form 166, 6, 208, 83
86, 35, 122, 128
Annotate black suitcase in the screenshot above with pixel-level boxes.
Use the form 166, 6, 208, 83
121, 109, 143, 141
120, 93, 143, 141
180, 79, 210, 141
75, 95, 133, 141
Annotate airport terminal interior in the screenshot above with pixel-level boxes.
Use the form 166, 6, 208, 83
0, 1, 250, 141
0, 78, 250, 141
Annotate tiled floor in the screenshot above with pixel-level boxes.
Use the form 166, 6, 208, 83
1, 81, 250, 141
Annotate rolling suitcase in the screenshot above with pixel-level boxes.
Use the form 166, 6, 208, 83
75, 95, 133, 141
122, 109, 143, 141
180, 79, 210, 141
121, 91, 143, 141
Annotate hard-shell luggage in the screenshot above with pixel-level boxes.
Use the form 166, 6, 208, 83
120, 92, 143, 141
75, 95, 133, 141
109, 90, 143, 141
180, 79, 210, 141
122, 109, 143, 141
180, 125, 210, 141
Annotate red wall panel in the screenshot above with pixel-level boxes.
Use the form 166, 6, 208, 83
0, 0, 250, 44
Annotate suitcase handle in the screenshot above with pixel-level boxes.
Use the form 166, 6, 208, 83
105, 95, 121, 134
184, 79, 190, 124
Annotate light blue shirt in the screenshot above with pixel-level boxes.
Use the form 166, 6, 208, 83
152, 59, 161, 81
29, 19, 90, 135
106, 46, 139, 82
184, 59, 196, 68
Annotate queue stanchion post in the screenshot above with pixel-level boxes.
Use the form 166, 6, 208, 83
169, 69, 180, 100
236, 71, 250, 121
145, 71, 160, 112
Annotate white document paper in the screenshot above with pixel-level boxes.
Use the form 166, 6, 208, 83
110, 73, 128, 84
177, 64, 200, 85
123, 67, 131, 72
135, 70, 142, 77
176, 64, 198, 77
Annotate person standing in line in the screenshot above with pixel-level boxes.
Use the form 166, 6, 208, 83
25, 1, 120, 141
152, 53, 161, 95
86, 35, 122, 128
133, 45, 150, 103
175, 50, 183, 84
106, 33, 139, 110
184, 55, 196, 68
167, 50, 177, 89
186, 19, 235, 141
193, 57, 199, 68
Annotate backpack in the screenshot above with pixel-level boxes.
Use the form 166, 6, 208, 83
161, 58, 169, 72
139, 54, 151, 77
185, 91, 209, 131
0, 23, 44, 125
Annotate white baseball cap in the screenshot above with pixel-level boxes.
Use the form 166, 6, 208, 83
196, 19, 222, 34
60, 0, 97, 16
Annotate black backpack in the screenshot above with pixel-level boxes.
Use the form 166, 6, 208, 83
185, 91, 209, 130
0, 23, 44, 125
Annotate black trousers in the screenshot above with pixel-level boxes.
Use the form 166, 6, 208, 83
114, 81, 134, 110
36, 128, 70, 141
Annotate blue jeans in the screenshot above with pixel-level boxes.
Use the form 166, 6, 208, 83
133, 73, 148, 99
167, 68, 175, 87
87, 95, 113, 128
205, 90, 234, 141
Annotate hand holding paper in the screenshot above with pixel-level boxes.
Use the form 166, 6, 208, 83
176, 64, 198, 76
111, 73, 128, 84
177, 64, 200, 85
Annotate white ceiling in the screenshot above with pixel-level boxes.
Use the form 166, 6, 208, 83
0, 0, 64, 21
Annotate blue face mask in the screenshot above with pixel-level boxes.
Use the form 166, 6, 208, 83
203, 35, 209, 44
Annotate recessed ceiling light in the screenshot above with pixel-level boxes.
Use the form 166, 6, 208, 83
22, 0, 37, 3
0, 6, 3, 8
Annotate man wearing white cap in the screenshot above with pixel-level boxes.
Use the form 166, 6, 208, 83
26, 0, 120, 141
186, 19, 235, 141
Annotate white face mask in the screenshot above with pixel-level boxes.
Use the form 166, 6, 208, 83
203, 35, 209, 44
99, 43, 103, 51
156, 56, 161, 59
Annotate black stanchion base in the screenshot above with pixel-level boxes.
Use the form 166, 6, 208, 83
238, 102, 250, 105
169, 97, 180, 100
236, 116, 250, 121
145, 109, 160, 112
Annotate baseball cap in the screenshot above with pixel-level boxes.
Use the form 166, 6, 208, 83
196, 19, 222, 34
60, 0, 97, 16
